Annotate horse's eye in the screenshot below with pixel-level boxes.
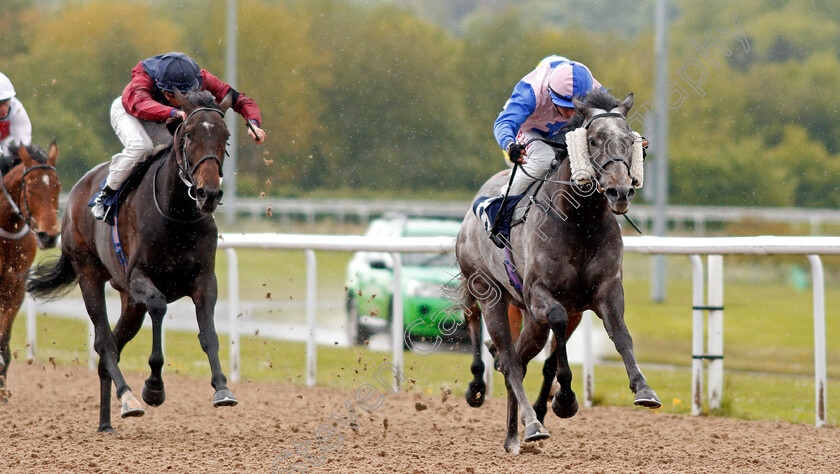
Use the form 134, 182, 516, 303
588, 138, 596, 146
185, 131, 191, 139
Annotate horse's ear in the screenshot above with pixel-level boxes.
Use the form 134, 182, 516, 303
166, 117, 182, 136
172, 88, 195, 115
618, 93, 634, 116
18, 145, 34, 167
47, 141, 58, 167
572, 97, 589, 116
217, 90, 234, 113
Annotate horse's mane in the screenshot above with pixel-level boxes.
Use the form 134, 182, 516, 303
0, 144, 48, 174
564, 88, 620, 131
184, 90, 220, 109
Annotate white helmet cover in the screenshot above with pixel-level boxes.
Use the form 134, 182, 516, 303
0, 72, 16, 101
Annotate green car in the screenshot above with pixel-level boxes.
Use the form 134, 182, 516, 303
345, 215, 466, 346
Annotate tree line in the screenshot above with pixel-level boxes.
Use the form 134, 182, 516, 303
1, 0, 838, 207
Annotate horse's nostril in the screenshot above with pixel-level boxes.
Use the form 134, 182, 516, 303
627, 188, 635, 200
196, 188, 207, 199
605, 188, 619, 200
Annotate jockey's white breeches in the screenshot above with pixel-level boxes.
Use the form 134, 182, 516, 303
106, 97, 160, 190
499, 131, 557, 196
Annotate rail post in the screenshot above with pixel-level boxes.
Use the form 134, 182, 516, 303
707, 255, 724, 409
390, 252, 404, 391
807, 255, 827, 427
226, 248, 240, 382
689, 255, 704, 415
305, 250, 317, 387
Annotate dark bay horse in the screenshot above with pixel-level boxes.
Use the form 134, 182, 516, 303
456, 89, 660, 453
0, 143, 60, 400
27, 91, 236, 432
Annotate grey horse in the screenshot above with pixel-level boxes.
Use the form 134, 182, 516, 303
455, 89, 660, 453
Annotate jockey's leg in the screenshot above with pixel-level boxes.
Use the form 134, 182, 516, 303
93, 97, 153, 220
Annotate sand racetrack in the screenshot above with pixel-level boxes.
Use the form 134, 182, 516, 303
1, 361, 838, 473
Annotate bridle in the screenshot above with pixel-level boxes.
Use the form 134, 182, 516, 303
0, 163, 58, 240
173, 107, 226, 201
151, 106, 227, 224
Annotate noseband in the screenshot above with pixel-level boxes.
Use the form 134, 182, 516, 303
0, 164, 58, 240
174, 107, 226, 200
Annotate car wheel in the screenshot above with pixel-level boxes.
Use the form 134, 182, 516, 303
346, 296, 371, 346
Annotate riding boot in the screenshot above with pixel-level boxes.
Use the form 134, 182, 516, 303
91, 186, 116, 221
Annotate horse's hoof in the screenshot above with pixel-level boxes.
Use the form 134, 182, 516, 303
142, 382, 166, 407
465, 380, 486, 408
634, 387, 662, 409
120, 392, 145, 418
213, 389, 238, 407
552, 392, 579, 419
523, 421, 550, 442
504, 436, 521, 454
97, 425, 119, 434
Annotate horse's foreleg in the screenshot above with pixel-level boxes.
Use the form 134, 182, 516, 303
594, 278, 660, 409
529, 285, 579, 419
126, 269, 170, 409
192, 274, 237, 408
78, 274, 143, 432
483, 299, 548, 452
0, 277, 25, 399
464, 304, 486, 407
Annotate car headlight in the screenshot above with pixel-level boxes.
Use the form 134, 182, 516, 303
406, 280, 444, 299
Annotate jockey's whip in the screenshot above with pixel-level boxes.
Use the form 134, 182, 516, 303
490, 163, 519, 237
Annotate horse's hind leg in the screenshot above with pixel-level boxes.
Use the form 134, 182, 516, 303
193, 274, 237, 407
594, 278, 660, 408
97, 296, 146, 433
78, 275, 144, 432
464, 304, 486, 407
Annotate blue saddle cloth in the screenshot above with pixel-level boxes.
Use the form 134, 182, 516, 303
87, 178, 121, 208
472, 193, 525, 242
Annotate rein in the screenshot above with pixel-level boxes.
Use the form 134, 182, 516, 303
0, 164, 57, 240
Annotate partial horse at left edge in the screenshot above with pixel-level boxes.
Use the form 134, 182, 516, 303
0, 143, 61, 400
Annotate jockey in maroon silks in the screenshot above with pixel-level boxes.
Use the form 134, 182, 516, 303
92, 52, 266, 220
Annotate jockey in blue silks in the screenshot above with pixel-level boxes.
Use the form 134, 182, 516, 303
493, 55, 602, 196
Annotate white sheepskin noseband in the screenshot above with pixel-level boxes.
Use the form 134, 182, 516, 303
566, 127, 645, 188
630, 131, 644, 188
566, 127, 594, 184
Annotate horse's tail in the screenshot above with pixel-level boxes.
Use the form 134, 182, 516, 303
27, 253, 78, 301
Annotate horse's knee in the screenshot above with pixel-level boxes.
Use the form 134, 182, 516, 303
146, 293, 166, 319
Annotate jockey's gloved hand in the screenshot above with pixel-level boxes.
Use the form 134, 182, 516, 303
507, 143, 526, 164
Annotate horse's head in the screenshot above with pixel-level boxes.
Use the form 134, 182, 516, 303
572, 91, 637, 214
171, 89, 232, 214
17, 143, 60, 248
